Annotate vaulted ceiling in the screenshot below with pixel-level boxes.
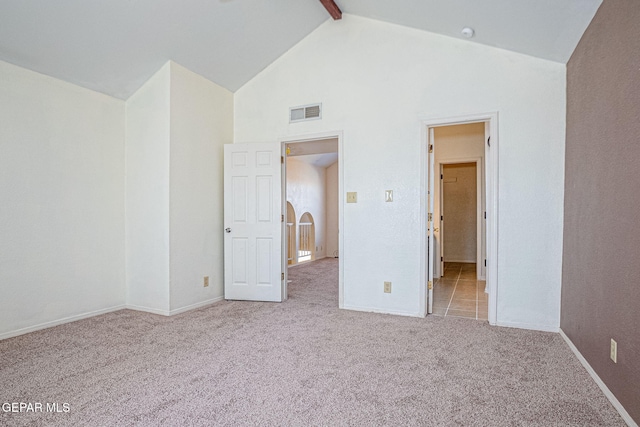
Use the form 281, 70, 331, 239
0, 0, 601, 99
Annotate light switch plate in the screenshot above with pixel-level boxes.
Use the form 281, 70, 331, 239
347, 192, 357, 203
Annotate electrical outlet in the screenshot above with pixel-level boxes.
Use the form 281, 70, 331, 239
346, 192, 357, 203
384, 281, 392, 293
204, 276, 209, 287
610, 339, 617, 363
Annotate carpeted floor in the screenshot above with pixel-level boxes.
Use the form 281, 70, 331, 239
0, 258, 625, 426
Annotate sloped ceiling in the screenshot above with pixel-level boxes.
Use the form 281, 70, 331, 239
0, 0, 601, 99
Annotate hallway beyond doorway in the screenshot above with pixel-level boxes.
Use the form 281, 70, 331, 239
433, 262, 487, 320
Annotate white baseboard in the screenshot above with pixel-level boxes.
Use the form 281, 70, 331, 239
560, 329, 638, 427
169, 296, 224, 315
124, 304, 171, 316
125, 297, 224, 317
496, 320, 559, 333
288, 256, 328, 269
342, 304, 421, 318
0, 305, 126, 341
0, 296, 226, 342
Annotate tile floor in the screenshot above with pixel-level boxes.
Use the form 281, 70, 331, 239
432, 262, 488, 321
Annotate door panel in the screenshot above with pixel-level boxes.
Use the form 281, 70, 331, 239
232, 238, 248, 285
224, 142, 283, 302
232, 176, 248, 222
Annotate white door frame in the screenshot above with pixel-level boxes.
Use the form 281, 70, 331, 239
280, 131, 344, 308
438, 157, 484, 280
420, 113, 498, 325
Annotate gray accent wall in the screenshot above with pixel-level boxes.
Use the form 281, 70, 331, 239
562, 0, 640, 423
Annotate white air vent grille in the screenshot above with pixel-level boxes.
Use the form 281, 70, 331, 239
290, 103, 322, 123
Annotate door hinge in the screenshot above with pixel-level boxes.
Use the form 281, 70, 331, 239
281, 272, 284, 280
441, 256, 443, 262
441, 215, 443, 221
484, 259, 487, 267
487, 136, 491, 147
429, 144, 433, 153
440, 174, 443, 180
484, 211, 486, 220
428, 213, 433, 222
281, 156, 284, 164
281, 214, 284, 222
428, 280, 433, 290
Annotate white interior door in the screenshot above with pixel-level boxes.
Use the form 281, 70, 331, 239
224, 142, 284, 302
427, 128, 435, 314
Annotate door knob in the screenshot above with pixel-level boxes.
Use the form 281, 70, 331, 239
225, 228, 231, 233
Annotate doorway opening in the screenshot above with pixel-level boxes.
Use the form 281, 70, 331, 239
421, 114, 498, 325
282, 133, 343, 307
441, 162, 479, 272
297, 212, 315, 263
436, 159, 487, 320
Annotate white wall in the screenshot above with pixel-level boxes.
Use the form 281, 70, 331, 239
235, 15, 566, 330
325, 161, 339, 258
125, 63, 171, 313
1, 59, 233, 338
0, 60, 125, 338
126, 61, 233, 314
433, 123, 485, 278
286, 157, 327, 259
169, 62, 233, 311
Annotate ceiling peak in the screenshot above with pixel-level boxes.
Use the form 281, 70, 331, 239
319, 0, 342, 20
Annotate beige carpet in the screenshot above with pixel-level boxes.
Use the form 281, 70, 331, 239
0, 258, 624, 426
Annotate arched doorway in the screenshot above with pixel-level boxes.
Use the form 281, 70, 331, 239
298, 212, 315, 263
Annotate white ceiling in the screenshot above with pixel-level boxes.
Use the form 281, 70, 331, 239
290, 153, 338, 169
0, 0, 602, 100
287, 138, 338, 168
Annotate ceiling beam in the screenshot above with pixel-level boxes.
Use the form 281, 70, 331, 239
319, 0, 342, 20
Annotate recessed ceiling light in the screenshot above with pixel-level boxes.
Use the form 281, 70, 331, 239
461, 27, 475, 38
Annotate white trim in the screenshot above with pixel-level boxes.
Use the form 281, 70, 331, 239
0, 305, 125, 341
281, 142, 289, 300
338, 133, 344, 310
437, 162, 444, 279
127, 297, 225, 317
288, 255, 328, 268
342, 304, 421, 318
419, 126, 427, 316
560, 329, 638, 427
125, 304, 171, 316
496, 320, 559, 333
168, 296, 224, 315
420, 112, 498, 325
279, 130, 344, 309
